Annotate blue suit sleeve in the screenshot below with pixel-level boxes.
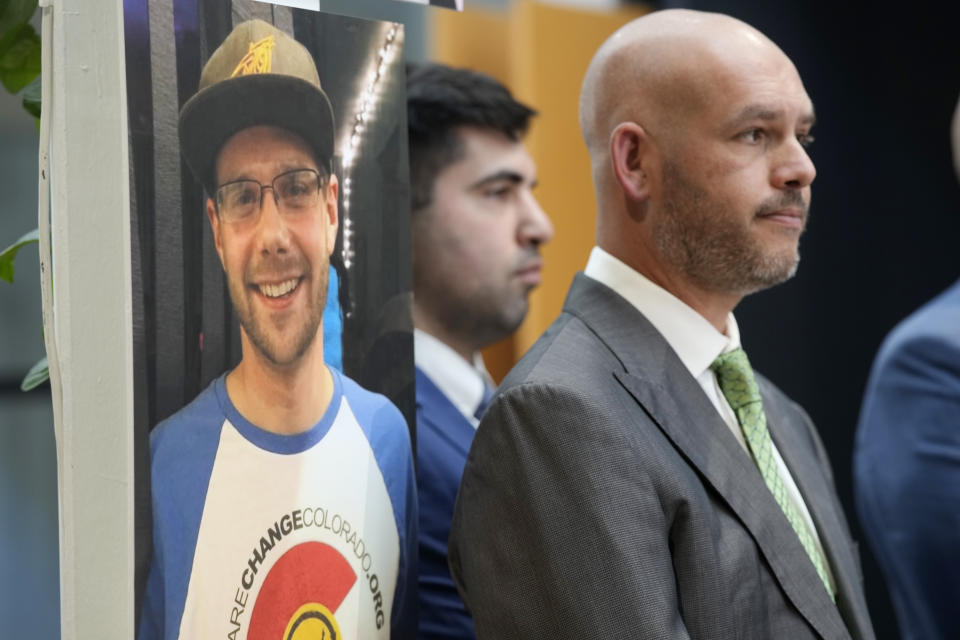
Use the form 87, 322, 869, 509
855, 327, 960, 640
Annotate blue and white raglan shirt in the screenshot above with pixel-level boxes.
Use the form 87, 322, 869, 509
139, 369, 417, 640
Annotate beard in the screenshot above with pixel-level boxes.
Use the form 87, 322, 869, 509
227, 252, 328, 367
442, 281, 529, 347
654, 160, 808, 295
415, 250, 536, 351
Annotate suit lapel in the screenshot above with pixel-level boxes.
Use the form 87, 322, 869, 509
764, 392, 872, 640
563, 274, 851, 640
415, 367, 476, 458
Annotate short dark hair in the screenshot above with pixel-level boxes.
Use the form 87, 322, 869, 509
406, 63, 536, 211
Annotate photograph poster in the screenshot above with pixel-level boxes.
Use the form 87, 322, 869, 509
123, 1, 416, 637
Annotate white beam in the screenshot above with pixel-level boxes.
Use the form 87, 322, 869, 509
41, 0, 134, 637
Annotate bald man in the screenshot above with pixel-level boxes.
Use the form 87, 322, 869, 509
448, 10, 875, 640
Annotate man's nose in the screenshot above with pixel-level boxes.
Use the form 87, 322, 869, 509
254, 187, 291, 253
772, 138, 816, 190
518, 191, 553, 247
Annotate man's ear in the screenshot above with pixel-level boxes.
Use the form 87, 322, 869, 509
610, 122, 653, 202
323, 174, 340, 256
206, 197, 225, 268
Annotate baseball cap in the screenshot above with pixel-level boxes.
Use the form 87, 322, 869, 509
178, 19, 335, 191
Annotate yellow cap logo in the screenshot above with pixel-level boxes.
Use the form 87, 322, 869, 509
231, 35, 274, 77
282, 602, 342, 640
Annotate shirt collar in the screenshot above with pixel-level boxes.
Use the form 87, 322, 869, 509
414, 329, 491, 422
583, 246, 741, 378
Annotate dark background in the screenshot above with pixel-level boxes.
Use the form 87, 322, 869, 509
661, 1, 960, 637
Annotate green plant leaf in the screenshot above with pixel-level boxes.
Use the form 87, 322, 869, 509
0, 0, 38, 45
0, 227, 39, 283
21, 355, 48, 391
21, 72, 38, 117
0, 22, 39, 93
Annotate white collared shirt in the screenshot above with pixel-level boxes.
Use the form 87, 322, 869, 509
584, 246, 835, 591
414, 329, 492, 429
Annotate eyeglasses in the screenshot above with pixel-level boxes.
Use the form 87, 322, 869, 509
215, 168, 326, 224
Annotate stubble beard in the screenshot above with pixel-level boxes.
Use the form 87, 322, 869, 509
418, 257, 533, 351
654, 160, 806, 296
229, 255, 328, 368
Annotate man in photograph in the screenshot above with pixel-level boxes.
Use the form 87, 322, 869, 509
139, 19, 415, 640
406, 62, 553, 639
449, 10, 874, 639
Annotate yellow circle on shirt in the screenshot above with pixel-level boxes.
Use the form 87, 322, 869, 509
283, 602, 342, 640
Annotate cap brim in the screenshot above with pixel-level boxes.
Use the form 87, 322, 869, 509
179, 74, 335, 190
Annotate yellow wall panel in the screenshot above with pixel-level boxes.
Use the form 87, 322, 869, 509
431, 7, 510, 81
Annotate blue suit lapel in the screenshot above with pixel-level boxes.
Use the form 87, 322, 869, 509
416, 367, 476, 460
415, 367, 479, 638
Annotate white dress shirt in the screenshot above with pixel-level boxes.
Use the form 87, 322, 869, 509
414, 329, 492, 429
584, 246, 834, 591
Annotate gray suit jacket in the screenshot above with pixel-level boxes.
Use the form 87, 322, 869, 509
448, 274, 874, 639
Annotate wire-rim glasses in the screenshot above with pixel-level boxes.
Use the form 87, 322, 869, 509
215, 168, 326, 224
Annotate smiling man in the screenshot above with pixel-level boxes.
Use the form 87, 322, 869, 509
448, 10, 875, 639
406, 63, 553, 639
139, 20, 415, 640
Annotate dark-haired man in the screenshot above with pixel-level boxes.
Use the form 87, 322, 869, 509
140, 20, 415, 640
406, 63, 553, 639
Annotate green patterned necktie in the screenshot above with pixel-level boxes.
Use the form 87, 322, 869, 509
711, 348, 835, 601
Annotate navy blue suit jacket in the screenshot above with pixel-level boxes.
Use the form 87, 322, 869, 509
855, 278, 960, 640
416, 367, 477, 639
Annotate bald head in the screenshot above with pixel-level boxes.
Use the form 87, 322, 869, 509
578, 9, 817, 320
579, 10, 795, 158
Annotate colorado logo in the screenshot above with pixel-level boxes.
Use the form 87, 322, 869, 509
247, 542, 355, 639
283, 603, 341, 639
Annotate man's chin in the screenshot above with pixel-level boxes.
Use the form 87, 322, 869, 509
496, 297, 530, 337
242, 322, 320, 369
743, 253, 800, 293
254, 342, 313, 368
